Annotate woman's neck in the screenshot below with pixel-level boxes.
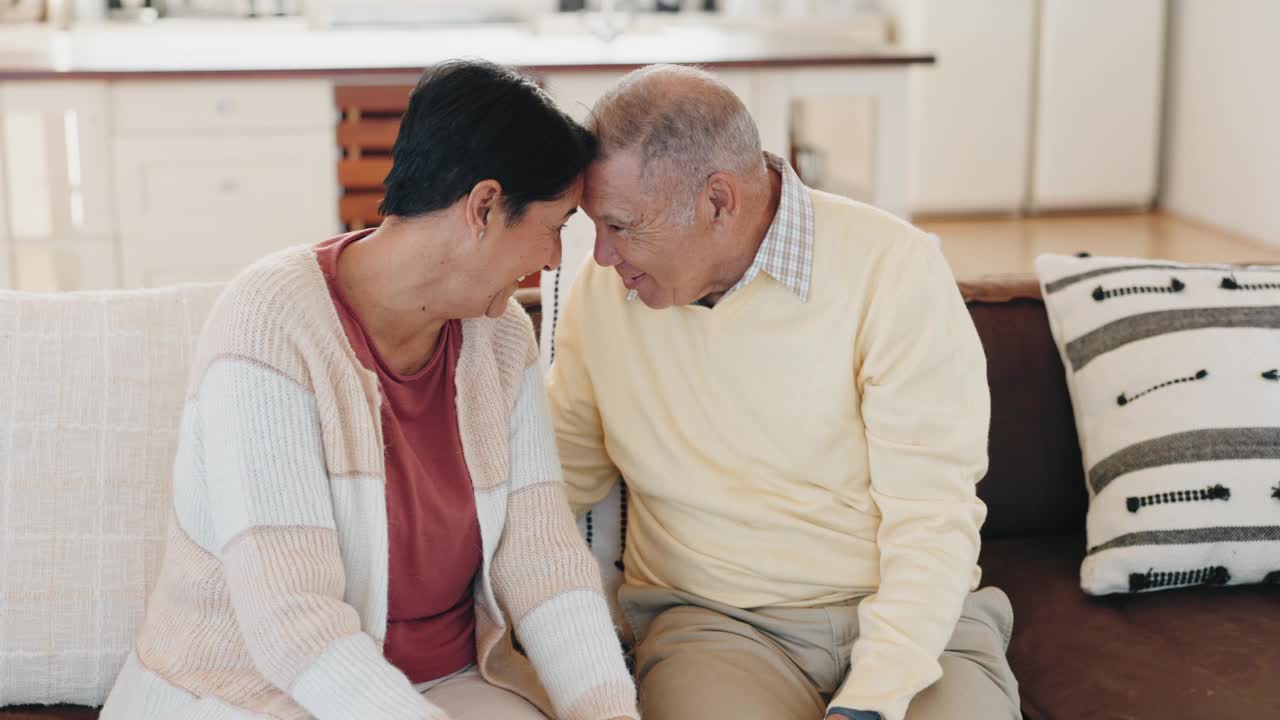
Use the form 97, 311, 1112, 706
337, 217, 461, 374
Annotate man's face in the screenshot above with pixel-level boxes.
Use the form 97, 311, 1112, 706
582, 152, 714, 309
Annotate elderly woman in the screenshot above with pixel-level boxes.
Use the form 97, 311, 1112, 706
101, 60, 637, 720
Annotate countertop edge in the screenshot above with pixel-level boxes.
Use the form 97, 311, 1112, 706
0, 54, 935, 81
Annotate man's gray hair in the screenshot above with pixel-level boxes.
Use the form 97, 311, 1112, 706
589, 64, 765, 224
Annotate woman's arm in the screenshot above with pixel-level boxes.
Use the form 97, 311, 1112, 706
200, 356, 447, 720
492, 362, 640, 720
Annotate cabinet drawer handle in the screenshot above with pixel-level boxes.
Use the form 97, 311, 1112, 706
219, 179, 240, 194
215, 99, 237, 116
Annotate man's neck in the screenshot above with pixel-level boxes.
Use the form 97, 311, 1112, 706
700, 166, 783, 307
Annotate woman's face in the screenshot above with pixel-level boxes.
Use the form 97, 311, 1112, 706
468, 176, 582, 319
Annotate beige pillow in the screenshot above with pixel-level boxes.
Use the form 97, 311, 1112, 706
0, 284, 222, 706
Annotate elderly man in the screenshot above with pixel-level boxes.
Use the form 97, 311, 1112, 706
546, 65, 1019, 720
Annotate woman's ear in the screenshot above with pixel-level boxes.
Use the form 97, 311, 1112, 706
465, 179, 503, 236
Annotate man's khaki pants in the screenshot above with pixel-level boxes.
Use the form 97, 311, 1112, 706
619, 585, 1021, 720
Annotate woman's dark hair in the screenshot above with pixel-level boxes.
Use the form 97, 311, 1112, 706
379, 59, 598, 224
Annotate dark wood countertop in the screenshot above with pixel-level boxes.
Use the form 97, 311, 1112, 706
0, 21, 933, 80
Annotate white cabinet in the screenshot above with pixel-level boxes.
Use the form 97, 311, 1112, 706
110, 79, 340, 287
0, 120, 9, 288
112, 80, 334, 134
1, 78, 340, 291
888, 0, 1037, 215
0, 81, 117, 291
1031, 0, 1166, 210
114, 134, 339, 287
889, 0, 1165, 215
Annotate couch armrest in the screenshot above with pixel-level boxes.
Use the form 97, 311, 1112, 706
959, 275, 1042, 304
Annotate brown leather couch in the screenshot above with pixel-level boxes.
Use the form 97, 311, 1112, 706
6, 278, 1278, 719
966, 276, 1280, 719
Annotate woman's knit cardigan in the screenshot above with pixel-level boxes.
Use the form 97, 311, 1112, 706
100, 246, 638, 720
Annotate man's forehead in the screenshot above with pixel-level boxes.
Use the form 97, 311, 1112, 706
587, 150, 646, 190
585, 152, 654, 214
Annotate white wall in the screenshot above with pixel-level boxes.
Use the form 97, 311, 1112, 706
1162, 0, 1280, 246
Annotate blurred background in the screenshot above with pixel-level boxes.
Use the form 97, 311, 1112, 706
0, 0, 1276, 293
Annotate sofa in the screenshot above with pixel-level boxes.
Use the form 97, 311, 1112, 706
2, 277, 1278, 720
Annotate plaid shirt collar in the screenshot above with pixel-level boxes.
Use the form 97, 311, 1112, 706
625, 152, 815, 305
725, 152, 815, 302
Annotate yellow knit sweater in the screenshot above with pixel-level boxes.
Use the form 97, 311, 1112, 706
548, 190, 990, 720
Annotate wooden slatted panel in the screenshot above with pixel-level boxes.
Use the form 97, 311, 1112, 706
334, 85, 412, 115
334, 84, 410, 231
339, 192, 384, 228
331, 81, 540, 289
337, 118, 400, 151
338, 158, 394, 190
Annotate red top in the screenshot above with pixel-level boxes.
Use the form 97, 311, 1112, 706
316, 230, 482, 683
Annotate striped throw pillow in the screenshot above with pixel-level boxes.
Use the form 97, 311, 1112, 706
1036, 254, 1280, 595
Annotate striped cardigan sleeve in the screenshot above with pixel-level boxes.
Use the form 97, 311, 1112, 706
199, 356, 447, 720
491, 362, 640, 720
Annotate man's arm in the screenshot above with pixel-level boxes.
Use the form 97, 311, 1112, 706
546, 265, 621, 516
828, 233, 990, 720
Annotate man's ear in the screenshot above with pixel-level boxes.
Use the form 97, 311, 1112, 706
465, 179, 503, 236
706, 172, 739, 224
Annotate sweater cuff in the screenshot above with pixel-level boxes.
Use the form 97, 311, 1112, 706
830, 672, 917, 720
561, 678, 641, 720
828, 709, 883, 720
291, 632, 448, 720
517, 589, 638, 719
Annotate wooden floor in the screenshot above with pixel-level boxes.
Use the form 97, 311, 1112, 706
918, 212, 1280, 282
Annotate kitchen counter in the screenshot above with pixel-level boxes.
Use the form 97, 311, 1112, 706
0, 18, 932, 79
0, 15, 933, 296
